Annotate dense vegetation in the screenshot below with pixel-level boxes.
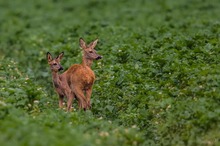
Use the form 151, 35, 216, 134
0, 0, 220, 145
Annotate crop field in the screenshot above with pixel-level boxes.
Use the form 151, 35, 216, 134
0, 0, 220, 145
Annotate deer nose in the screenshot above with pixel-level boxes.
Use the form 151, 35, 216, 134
96, 56, 102, 60
59, 66, 64, 71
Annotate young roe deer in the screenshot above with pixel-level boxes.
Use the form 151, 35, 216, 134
66, 38, 102, 110
47, 52, 74, 111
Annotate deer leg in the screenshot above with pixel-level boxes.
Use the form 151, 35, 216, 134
66, 91, 75, 112
85, 88, 92, 109
67, 97, 73, 112
59, 95, 64, 109
73, 88, 87, 110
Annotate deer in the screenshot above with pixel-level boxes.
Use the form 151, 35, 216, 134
65, 38, 102, 110
47, 52, 74, 111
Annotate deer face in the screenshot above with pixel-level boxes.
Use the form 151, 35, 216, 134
84, 48, 102, 60
47, 52, 64, 72
80, 38, 102, 60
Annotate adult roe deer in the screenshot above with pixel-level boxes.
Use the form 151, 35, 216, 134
47, 52, 74, 111
66, 38, 102, 110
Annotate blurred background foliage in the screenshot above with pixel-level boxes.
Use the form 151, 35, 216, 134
0, 0, 220, 145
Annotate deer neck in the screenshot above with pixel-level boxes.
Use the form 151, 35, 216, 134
82, 56, 93, 68
52, 71, 60, 85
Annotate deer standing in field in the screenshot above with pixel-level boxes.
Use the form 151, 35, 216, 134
65, 38, 102, 110
47, 52, 74, 111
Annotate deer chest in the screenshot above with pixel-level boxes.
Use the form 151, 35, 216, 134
84, 73, 95, 84
81, 69, 95, 88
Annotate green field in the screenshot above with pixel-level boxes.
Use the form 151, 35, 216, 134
0, 0, 220, 145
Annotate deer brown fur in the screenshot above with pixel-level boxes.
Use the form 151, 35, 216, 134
65, 38, 102, 110
47, 52, 74, 111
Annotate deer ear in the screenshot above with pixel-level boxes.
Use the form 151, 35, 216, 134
47, 52, 53, 62
88, 39, 98, 49
79, 38, 87, 49
57, 52, 64, 60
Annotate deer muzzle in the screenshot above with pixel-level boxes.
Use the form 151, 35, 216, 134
96, 56, 102, 60
59, 66, 64, 71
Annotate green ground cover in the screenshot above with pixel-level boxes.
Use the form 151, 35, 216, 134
0, 0, 220, 145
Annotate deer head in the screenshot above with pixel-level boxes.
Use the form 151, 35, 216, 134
47, 52, 64, 72
79, 38, 102, 61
